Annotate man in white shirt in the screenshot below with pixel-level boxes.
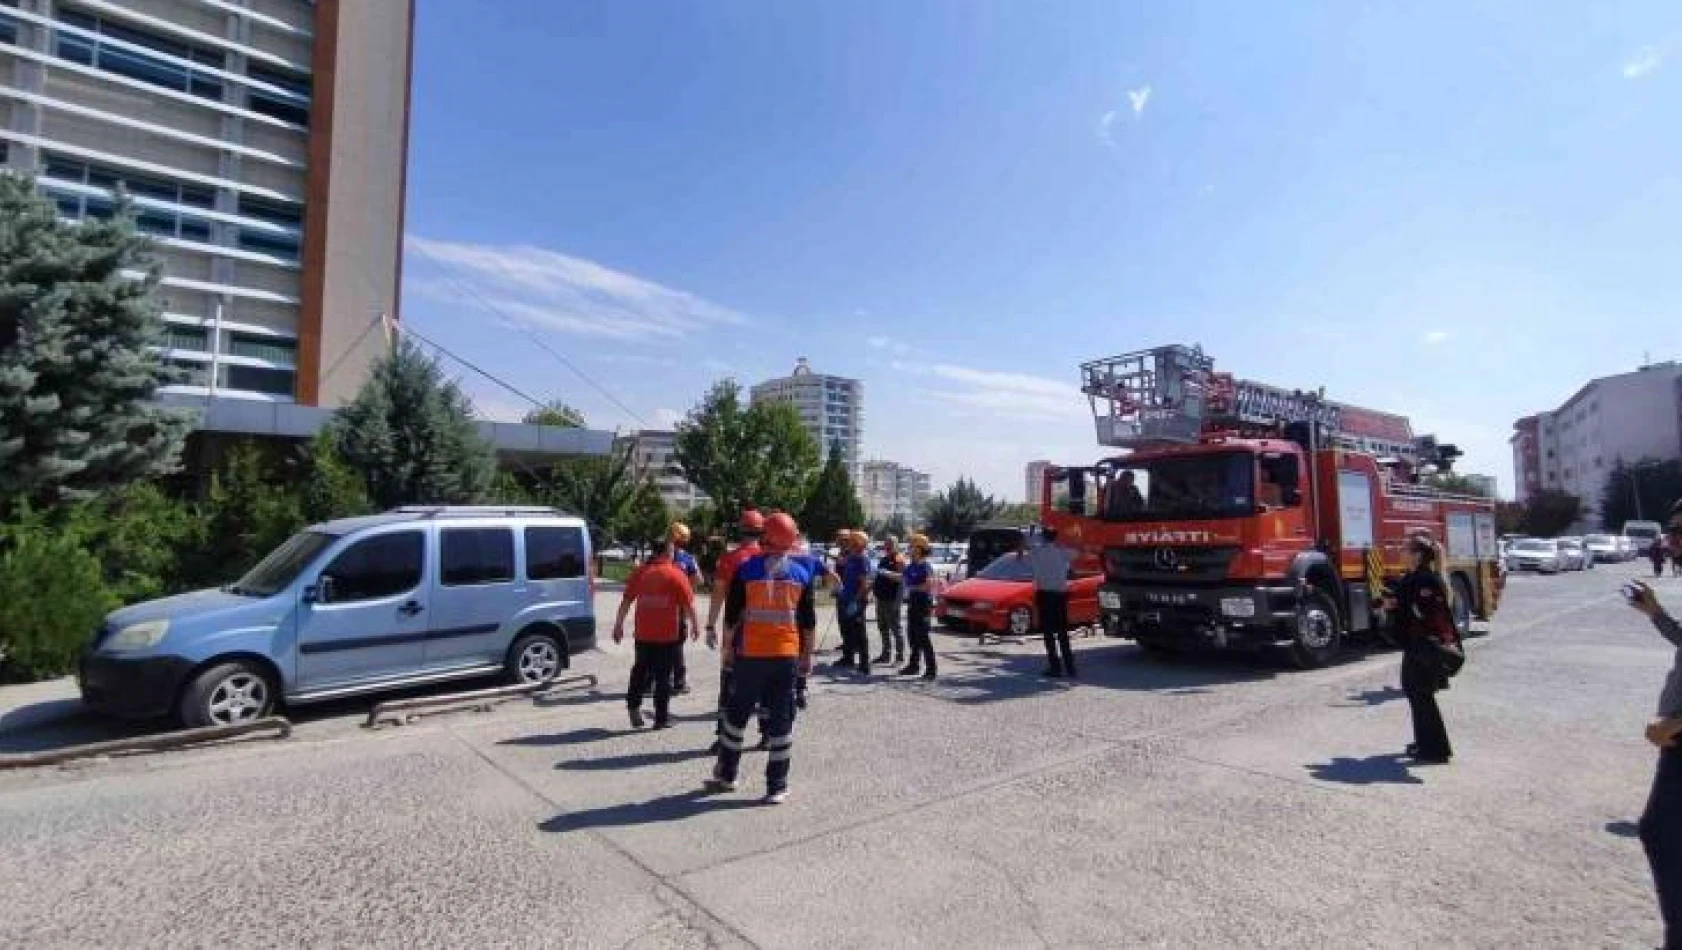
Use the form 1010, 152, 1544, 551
1023, 529, 1077, 678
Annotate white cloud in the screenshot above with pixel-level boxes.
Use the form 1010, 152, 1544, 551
868, 334, 914, 355
1097, 110, 1120, 150
406, 235, 748, 342
1128, 85, 1152, 116
1624, 46, 1664, 79
867, 336, 890, 349
1423, 330, 1452, 345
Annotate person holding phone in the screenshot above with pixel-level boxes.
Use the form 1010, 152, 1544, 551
1630, 499, 1682, 949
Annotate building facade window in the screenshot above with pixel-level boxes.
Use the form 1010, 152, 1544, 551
41, 153, 215, 241
246, 62, 311, 126
163, 325, 208, 352
222, 364, 295, 397
227, 333, 296, 365
55, 8, 225, 100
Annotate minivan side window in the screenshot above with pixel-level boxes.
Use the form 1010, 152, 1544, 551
441, 528, 516, 586
526, 526, 586, 580
322, 531, 424, 602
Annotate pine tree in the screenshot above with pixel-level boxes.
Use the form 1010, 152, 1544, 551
0, 173, 189, 506
326, 335, 496, 509
924, 477, 1002, 541
800, 441, 866, 543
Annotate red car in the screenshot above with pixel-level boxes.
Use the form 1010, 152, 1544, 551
936, 554, 1103, 636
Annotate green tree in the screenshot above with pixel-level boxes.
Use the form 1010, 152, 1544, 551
1517, 489, 1583, 538
673, 380, 820, 519
995, 502, 1041, 525
72, 481, 206, 603
0, 173, 189, 507
924, 477, 1002, 542
539, 444, 641, 549
801, 442, 866, 544
298, 431, 373, 523
1601, 458, 1682, 530
184, 442, 305, 587
523, 399, 586, 428
326, 335, 496, 509
0, 511, 117, 681
1495, 500, 1525, 536
880, 513, 910, 539
619, 477, 672, 555
1425, 473, 1492, 497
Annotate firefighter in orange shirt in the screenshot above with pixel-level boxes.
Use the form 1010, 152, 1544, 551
706, 512, 817, 804
611, 539, 699, 730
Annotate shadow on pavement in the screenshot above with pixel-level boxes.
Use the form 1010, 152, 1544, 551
556, 747, 714, 772
918, 642, 1282, 706
539, 789, 762, 833
500, 726, 623, 748
1335, 685, 1407, 707
1304, 754, 1422, 786
1605, 820, 1641, 839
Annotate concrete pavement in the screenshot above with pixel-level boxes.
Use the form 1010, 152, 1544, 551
0, 564, 1674, 947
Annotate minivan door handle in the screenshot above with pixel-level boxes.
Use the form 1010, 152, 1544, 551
398, 600, 424, 617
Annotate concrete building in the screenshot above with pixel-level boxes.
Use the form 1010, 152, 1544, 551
1510, 361, 1682, 525
1024, 460, 1051, 505
619, 429, 707, 513
0, 0, 412, 407
1462, 474, 1498, 499
860, 458, 930, 528
750, 357, 864, 479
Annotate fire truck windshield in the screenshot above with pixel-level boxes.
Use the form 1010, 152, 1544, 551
1100, 451, 1255, 523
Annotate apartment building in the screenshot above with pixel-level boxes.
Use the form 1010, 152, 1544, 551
0, 0, 412, 407
750, 357, 864, 479
1511, 361, 1682, 524
619, 429, 707, 514
860, 458, 929, 528
1024, 459, 1051, 505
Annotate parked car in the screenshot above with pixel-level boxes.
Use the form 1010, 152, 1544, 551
1557, 537, 1593, 571
936, 554, 1103, 636
1584, 534, 1622, 564
1615, 535, 1634, 561
1626, 520, 1665, 555
78, 506, 595, 728
1505, 538, 1563, 574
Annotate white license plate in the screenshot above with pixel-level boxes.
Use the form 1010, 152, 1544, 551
1099, 591, 1122, 610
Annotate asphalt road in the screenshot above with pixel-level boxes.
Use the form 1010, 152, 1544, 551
0, 563, 1676, 948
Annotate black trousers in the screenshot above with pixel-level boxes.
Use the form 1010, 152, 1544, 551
715, 665, 770, 738
714, 657, 798, 793
904, 594, 936, 674
626, 641, 681, 724
1400, 651, 1452, 758
875, 593, 904, 659
673, 620, 688, 689
1036, 590, 1075, 675
839, 605, 871, 671
1643, 746, 1682, 949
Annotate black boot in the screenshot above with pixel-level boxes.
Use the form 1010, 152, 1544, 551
899, 663, 921, 676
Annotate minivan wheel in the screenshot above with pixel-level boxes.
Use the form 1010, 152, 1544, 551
507, 631, 566, 686
179, 660, 275, 729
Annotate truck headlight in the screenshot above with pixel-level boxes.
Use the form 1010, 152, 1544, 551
106, 620, 170, 652
1220, 598, 1256, 618
1099, 591, 1122, 610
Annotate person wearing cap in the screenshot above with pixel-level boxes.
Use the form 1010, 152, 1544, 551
897, 534, 939, 680
708, 509, 770, 753
872, 535, 907, 666
834, 529, 876, 675
707, 512, 817, 804
611, 539, 699, 730
668, 522, 702, 695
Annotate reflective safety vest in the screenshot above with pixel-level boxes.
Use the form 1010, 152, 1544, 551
734, 554, 813, 658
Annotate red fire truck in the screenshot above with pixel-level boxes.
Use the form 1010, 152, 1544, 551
1039, 344, 1502, 668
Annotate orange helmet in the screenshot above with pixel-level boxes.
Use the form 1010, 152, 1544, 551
668, 522, 691, 546
739, 509, 766, 534
763, 512, 800, 552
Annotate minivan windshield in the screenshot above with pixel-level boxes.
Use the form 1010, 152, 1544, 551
1101, 451, 1255, 522
228, 530, 336, 597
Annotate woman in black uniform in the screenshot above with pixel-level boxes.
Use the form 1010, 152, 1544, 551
1382, 535, 1457, 763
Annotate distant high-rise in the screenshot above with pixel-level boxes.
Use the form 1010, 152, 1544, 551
619, 430, 708, 513
751, 358, 864, 479
0, 0, 413, 407
1024, 460, 1052, 505
860, 459, 930, 528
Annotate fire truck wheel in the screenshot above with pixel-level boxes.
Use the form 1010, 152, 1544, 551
1451, 575, 1474, 639
1287, 589, 1343, 669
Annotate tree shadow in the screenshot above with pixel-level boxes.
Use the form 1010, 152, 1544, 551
1304, 753, 1423, 786
538, 788, 762, 833
1605, 820, 1642, 839
556, 747, 714, 772
1333, 686, 1407, 708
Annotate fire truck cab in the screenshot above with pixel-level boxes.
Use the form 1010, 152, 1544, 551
1041, 344, 1501, 668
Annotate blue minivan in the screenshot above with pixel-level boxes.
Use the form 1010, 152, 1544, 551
78, 506, 597, 727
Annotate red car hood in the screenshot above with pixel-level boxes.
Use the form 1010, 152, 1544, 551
941, 577, 1031, 602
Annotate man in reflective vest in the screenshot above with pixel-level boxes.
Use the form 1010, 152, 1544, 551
706, 512, 816, 804
707, 509, 768, 754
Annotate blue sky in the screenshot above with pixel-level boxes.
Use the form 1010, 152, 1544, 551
401, 1, 1682, 500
